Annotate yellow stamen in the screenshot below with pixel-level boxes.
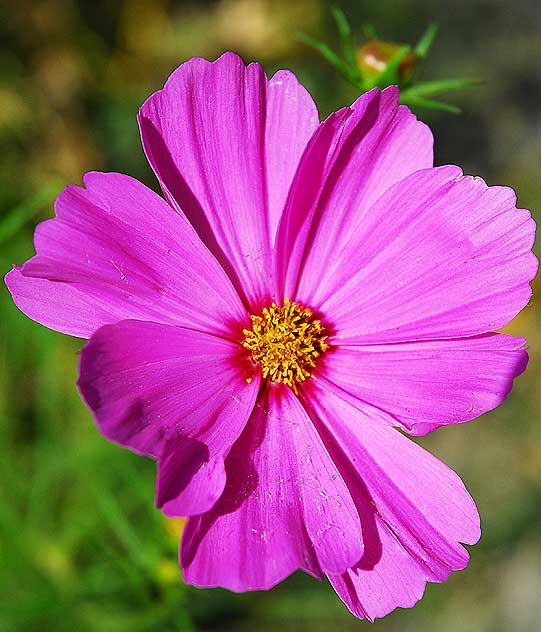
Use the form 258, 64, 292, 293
242, 298, 329, 393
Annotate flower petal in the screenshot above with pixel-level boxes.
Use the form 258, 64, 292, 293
317, 167, 537, 343
181, 385, 363, 591
275, 86, 433, 300
156, 442, 227, 517
328, 504, 427, 621
5, 268, 122, 339
303, 381, 480, 620
138, 52, 318, 308
5, 172, 247, 339
266, 70, 320, 241
319, 333, 528, 435
78, 320, 259, 515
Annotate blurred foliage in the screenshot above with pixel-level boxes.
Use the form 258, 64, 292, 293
300, 13, 481, 113
0, 1, 540, 631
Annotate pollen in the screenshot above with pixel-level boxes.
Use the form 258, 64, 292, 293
242, 298, 329, 392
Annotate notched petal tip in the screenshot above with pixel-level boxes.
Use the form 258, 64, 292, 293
4, 266, 25, 307
139, 51, 250, 114
4, 265, 22, 290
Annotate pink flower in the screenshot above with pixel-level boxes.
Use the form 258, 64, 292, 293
6, 53, 537, 620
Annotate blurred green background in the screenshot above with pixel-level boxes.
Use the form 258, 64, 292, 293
0, 1, 539, 631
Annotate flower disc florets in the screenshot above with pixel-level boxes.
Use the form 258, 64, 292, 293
242, 298, 329, 392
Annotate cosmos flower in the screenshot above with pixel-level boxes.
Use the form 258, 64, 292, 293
5, 53, 537, 620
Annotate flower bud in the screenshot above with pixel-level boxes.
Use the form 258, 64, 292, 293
356, 39, 416, 83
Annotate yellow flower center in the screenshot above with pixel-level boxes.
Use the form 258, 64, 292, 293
242, 299, 329, 392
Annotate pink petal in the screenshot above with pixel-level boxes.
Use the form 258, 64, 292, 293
266, 70, 319, 241
275, 86, 433, 300
181, 385, 363, 591
317, 167, 537, 343
138, 53, 318, 308
78, 320, 259, 515
5, 172, 247, 339
328, 502, 427, 621
303, 381, 480, 620
5, 268, 124, 339
319, 333, 528, 435
156, 443, 227, 517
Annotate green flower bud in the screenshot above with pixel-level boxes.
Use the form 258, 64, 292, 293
356, 40, 416, 84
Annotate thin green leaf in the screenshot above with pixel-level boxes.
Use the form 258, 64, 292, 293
331, 6, 357, 68
415, 23, 438, 59
402, 78, 482, 98
401, 94, 462, 113
297, 32, 357, 82
0, 180, 61, 244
